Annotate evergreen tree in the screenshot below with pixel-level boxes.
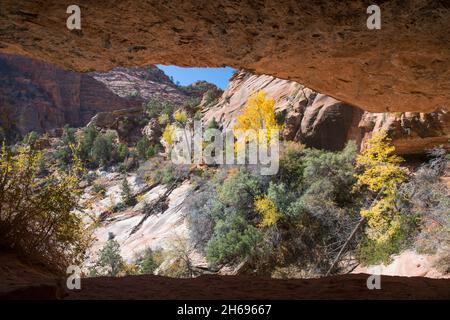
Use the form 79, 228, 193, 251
97, 232, 125, 277
207, 117, 220, 130
137, 248, 161, 274
121, 175, 133, 206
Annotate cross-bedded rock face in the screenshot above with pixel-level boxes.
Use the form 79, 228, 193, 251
0, 53, 141, 140
1, 0, 449, 113
203, 70, 450, 154
0, 53, 217, 141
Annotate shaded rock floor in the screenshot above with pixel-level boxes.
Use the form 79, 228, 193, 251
3, 274, 449, 300
2, 251, 449, 300
61, 274, 450, 300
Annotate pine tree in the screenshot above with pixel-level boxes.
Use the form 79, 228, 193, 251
121, 175, 133, 206
207, 117, 220, 130
97, 232, 125, 277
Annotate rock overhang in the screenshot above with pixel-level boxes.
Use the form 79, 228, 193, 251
0, 0, 449, 113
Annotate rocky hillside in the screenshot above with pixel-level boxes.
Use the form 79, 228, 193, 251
204, 70, 450, 154
89, 66, 219, 105
0, 54, 141, 141
0, 54, 219, 142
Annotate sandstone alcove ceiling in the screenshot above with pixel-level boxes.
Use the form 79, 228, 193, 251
1, 0, 449, 113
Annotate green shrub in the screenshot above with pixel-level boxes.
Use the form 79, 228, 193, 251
120, 175, 135, 206
205, 89, 217, 105
148, 145, 160, 158
357, 227, 409, 265
79, 126, 99, 162
206, 213, 266, 265
136, 136, 150, 159
0, 142, 90, 274
218, 168, 263, 212
158, 164, 176, 184
136, 137, 159, 160
207, 117, 220, 129
92, 133, 117, 166
278, 142, 306, 190
90, 232, 125, 277
136, 248, 163, 274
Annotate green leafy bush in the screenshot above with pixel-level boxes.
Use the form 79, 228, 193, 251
135, 248, 163, 274
117, 143, 129, 162
0, 142, 91, 274
206, 213, 266, 265
136, 137, 159, 160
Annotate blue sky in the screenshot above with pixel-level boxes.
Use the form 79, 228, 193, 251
157, 65, 235, 90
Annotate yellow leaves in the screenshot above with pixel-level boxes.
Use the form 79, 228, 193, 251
354, 130, 407, 193
354, 130, 408, 245
254, 195, 281, 227
233, 90, 281, 143
174, 109, 188, 124
0, 141, 91, 272
136, 194, 145, 203
162, 124, 175, 146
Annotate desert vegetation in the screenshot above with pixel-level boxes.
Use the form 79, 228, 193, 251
185, 137, 449, 276
0, 88, 448, 280
0, 139, 92, 274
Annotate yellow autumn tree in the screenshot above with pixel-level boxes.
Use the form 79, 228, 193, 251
254, 195, 282, 227
233, 90, 281, 144
354, 130, 408, 244
174, 109, 188, 124
0, 142, 91, 274
162, 124, 175, 146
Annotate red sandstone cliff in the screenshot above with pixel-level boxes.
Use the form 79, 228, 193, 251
0, 53, 141, 140
203, 70, 450, 154
0, 54, 217, 142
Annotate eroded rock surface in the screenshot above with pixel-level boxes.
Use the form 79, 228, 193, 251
0, 54, 218, 142
0, 53, 140, 140
1, 0, 449, 113
81, 171, 205, 270
204, 70, 450, 154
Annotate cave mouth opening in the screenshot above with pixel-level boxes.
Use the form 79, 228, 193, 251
0, 54, 449, 302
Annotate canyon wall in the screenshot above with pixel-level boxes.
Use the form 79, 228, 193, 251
1, 0, 449, 113
0, 53, 140, 139
0, 54, 215, 140
204, 70, 450, 154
